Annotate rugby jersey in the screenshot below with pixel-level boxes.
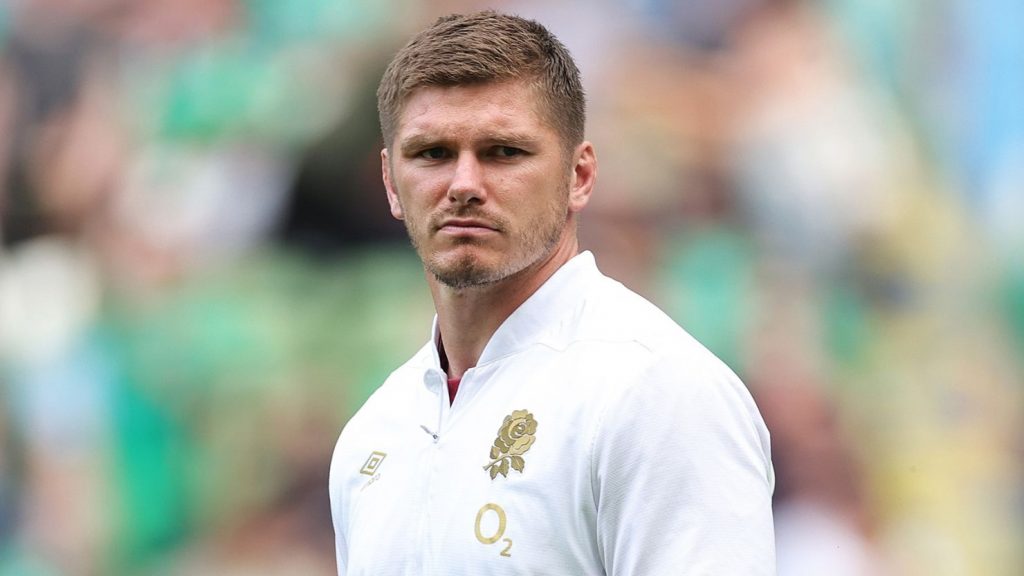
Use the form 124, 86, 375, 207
329, 251, 775, 575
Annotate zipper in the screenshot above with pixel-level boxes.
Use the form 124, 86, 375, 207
420, 424, 439, 442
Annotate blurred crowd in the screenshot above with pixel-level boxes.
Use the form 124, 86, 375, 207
0, 0, 1021, 574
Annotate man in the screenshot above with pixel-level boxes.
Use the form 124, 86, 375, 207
329, 10, 775, 575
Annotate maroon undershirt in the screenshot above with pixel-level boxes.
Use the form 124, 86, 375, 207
447, 376, 461, 405
439, 338, 461, 404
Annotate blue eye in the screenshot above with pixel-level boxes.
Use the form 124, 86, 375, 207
494, 146, 524, 158
420, 147, 447, 160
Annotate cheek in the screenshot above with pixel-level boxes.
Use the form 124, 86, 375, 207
397, 172, 448, 207
393, 188, 435, 235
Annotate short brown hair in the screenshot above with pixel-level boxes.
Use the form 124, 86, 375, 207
377, 10, 586, 150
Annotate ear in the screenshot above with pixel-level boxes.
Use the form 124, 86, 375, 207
382, 148, 404, 220
568, 141, 597, 213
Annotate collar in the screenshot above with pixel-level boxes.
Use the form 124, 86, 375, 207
427, 250, 602, 370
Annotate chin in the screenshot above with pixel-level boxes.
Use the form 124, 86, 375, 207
428, 251, 496, 289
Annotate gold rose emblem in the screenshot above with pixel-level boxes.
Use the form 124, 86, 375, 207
484, 409, 538, 479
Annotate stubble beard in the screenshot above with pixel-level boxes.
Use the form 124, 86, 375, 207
407, 194, 569, 291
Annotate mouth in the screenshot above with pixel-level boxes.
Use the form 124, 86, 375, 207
436, 217, 500, 237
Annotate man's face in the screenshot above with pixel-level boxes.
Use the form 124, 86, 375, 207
382, 79, 590, 289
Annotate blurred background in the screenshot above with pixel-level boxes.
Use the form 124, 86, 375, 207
0, 0, 1021, 574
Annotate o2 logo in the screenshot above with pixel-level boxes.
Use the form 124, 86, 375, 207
474, 503, 512, 557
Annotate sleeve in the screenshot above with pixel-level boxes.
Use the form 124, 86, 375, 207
591, 352, 776, 575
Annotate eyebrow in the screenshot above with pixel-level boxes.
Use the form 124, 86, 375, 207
398, 134, 438, 156
480, 131, 538, 148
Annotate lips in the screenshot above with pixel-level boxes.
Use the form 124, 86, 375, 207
439, 217, 498, 231
434, 215, 501, 236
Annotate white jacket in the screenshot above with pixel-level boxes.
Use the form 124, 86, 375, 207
329, 251, 775, 575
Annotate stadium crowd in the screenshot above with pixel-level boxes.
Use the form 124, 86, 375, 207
0, 0, 1021, 574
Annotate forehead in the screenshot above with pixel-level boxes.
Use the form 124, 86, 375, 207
394, 80, 556, 143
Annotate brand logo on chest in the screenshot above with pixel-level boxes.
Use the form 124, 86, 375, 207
360, 451, 387, 475
483, 409, 538, 479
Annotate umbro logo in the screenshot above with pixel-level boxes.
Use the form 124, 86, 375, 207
360, 451, 387, 475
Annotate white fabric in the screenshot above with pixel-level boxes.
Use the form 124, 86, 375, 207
329, 251, 775, 575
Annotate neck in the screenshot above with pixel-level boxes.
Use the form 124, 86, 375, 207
431, 236, 579, 379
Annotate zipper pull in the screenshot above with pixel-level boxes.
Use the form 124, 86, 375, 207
420, 424, 439, 442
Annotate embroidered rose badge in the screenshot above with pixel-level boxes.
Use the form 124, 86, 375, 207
484, 409, 537, 479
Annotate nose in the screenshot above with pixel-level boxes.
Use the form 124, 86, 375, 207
447, 152, 486, 205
